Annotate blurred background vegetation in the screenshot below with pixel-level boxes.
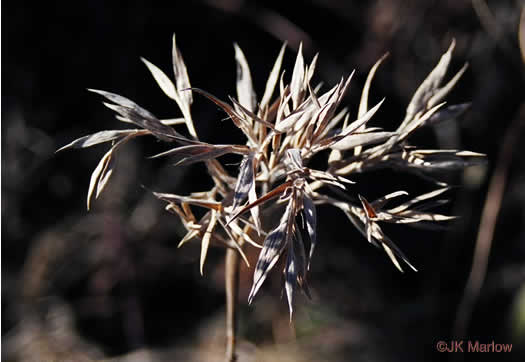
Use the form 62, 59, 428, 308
2, 0, 525, 361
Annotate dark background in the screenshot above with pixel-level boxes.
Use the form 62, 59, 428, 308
2, 0, 525, 361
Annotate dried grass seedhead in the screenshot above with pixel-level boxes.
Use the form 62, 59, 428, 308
59, 35, 484, 319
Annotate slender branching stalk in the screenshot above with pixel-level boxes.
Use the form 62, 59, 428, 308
225, 247, 240, 361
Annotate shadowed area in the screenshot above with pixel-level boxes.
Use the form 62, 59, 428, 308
2, 1, 525, 361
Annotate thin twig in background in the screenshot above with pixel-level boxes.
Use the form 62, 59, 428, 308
472, 0, 525, 80
472, 0, 509, 49
518, 5, 525, 63
454, 104, 525, 338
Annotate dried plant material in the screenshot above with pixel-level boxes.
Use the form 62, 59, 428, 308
284, 148, 303, 172
283, 225, 311, 320
171, 35, 192, 107
160, 117, 186, 126
248, 174, 261, 235
171, 34, 195, 136
314, 98, 385, 152
290, 43, 305, 109
227, 181, 293, 226
61, 36, 483, 331
56, 129, 144, 151
90, 89, 180, 141
331, 131, 396, 151
355, 53, 388, 155
284, 235, 298, 319
388, 187, 450, 213
88, 89, 155, 117
234, 43, 257, 113
302, 195, 317, 269
371, 190, 409, 210
427, 103, 471, 126
152, 192, 223, 211
259, 42, 287, 113
150, 144, 249, 166
358, 53, 389, 120
200, 209, 217, 275
86, 134, 134, 210
248, 199, 294, 305
427, 63, 468, 109
404, 40, 456, 123
141, 57, 180, 105
229, 97, 276, 130
192, 88, 257, 143
232, 154, 256, 209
